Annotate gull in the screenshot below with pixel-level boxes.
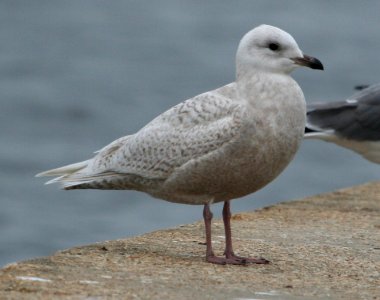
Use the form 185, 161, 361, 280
305, 83, 380, 164
37, 25, 323, 265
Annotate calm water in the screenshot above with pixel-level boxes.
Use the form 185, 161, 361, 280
1, 1, 379, 266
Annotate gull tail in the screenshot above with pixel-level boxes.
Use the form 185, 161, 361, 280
36, 160, 92, 188
36, 160, 90, 178
36, 160, 128, 190
304, 118, 336, 141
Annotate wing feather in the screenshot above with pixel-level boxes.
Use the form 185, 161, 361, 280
306, 83, 380, 141
88, 84, 242, 179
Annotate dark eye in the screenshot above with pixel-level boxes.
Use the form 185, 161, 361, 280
268, 43, 280, 51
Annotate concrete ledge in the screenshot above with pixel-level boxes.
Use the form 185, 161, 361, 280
1, 182, 379, 299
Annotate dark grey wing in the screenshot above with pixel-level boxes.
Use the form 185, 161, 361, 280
306, 83, 380, 141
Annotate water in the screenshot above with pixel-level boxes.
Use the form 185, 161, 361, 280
1, 1, 379, 267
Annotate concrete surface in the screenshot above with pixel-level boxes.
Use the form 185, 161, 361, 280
0, 182, 379, 299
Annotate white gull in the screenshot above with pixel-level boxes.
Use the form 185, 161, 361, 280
37, 24, 323, 265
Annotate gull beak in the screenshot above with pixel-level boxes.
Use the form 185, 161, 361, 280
292, 54, 324, 70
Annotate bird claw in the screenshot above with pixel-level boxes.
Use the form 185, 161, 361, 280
206, 254, 270, 265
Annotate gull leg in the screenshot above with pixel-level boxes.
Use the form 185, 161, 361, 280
222, 200, 234, 257
203, 203, 216, 259
222, 200, 269, 265
203, 203, 230, 264
203, 202, 269, 265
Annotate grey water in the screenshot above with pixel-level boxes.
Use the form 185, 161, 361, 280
1, 1, 379, 267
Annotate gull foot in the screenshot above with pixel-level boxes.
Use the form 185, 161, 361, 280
206, 254, 270, 265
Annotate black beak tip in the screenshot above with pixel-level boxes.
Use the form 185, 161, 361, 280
310, 57, 324, 70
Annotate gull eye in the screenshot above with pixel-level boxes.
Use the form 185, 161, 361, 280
268, 43, 280, 51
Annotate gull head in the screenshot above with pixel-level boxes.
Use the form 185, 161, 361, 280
236, 24, 323, 76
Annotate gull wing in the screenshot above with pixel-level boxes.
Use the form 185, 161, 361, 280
306, 83, 380, 141
91, 83, 241, 178
43, 83, 245, 188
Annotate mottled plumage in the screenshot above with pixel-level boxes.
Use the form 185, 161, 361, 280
37, 25, 323, 264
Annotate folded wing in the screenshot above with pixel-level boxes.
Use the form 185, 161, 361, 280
37, 84, 244, 189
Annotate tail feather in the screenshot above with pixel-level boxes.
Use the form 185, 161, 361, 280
36, 160, 124, 189
36, 160, 90, 178
60, 172, 124, 189
36, 160, 92, 188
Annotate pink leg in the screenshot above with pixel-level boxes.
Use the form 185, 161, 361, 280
202, 202, 269, 265
222, 201, 269, 264
203, 203, 215, 259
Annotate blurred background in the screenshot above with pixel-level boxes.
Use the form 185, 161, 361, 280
1, 0, 379, 267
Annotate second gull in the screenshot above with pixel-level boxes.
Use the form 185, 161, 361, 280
305, 83, 380, 164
